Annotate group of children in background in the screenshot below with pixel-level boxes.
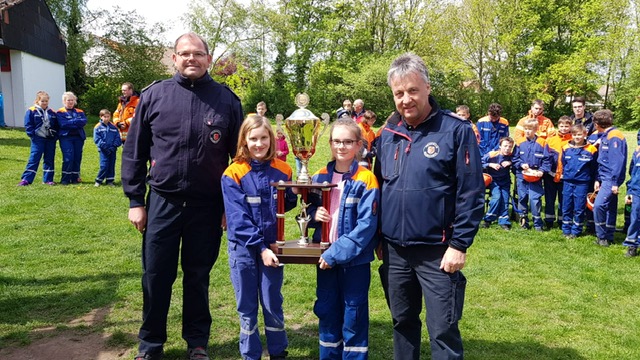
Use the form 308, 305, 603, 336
19, 91, 121, 188
456, 101, 638, 258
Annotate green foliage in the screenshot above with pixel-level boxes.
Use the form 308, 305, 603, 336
81, 76, 120, 116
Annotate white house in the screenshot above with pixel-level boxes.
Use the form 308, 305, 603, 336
0, 0, 66, 128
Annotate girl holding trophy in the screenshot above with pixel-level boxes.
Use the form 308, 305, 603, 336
306, 118, 380, 360
221, 114, 297, 360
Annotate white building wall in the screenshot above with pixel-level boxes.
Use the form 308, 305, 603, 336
5, 50, 66, 128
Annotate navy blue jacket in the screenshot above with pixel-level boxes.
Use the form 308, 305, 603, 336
374, 97, 484, 252
596, 127, 627, 186
482, 151, 512, 187
93, 121, 122, 153
122, 72, 243, 207
627, 147, 640, 196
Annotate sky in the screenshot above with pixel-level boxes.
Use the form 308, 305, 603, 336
85, 0, 191, 43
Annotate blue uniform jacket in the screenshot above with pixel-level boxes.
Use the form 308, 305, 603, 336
373, 97, 484, 252
57, 107, 87, 139
596, 127, 627, 186
307, 160, 380, 267
513, 136, 550, 178
476, 116, 510, 156
560, 142, 597, 183
24, 106, 58, 138
93, 121, 122, 153
482, 151, 512, 187
627, 147, 640, 197
122, 72, 243, 208
222, 159, 297, 252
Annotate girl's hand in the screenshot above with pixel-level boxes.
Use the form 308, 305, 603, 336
261, 248, 280, 267
314, 206, 330, 223
318, 256, 332, 270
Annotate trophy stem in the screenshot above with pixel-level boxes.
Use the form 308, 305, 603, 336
297, 158, 311, 184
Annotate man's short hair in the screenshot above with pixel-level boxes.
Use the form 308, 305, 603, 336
387, 53, 430, 86
174, 32, 209, 54
594, 109, 613, 128
257, 101, 266, 108
488, 103, 502, 117
122, 82, 134, 91
557, 115, 573, 126
572, 96, 586, 106
354, 99, 364, 107
524, 118, 539, 130
532, 99, 545, 108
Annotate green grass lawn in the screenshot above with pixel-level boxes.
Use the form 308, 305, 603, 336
1, 121, 639, 359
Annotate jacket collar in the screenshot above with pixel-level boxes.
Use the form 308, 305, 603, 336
326, 159, 359, 180
174, 72, 214, 88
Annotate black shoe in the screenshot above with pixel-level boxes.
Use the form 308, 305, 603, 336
545, 222, 554, 230
188, 347, 209, 360
500, 225, 511, 231
270, 350, 288, 360
134, 352, 163, 360
482, 221, 491, 229
595, 238, 610, 247
625, 247, 638, 257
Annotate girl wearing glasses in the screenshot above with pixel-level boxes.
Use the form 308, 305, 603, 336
306, 118, 380, 360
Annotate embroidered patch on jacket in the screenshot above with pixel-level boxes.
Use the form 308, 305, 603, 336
423, 142, 440, 158
210, 129, 222, 144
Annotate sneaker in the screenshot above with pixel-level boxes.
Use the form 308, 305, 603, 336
270, 350, 288, 360
595, 238, 610, 247
17, 180, 29, 186
133, 352, 163, 360
94, 182, 101, 187
625, 247, 638, 257
188, 347, 209, 360
500, 225, 511, 231
43, 181, 56, 185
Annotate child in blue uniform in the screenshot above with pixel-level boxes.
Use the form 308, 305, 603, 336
307, 118, 380, 360
221, 114, 296, 360
93, 109, 122, 186
482, 137, 514, 230
57, 91, 87, 184
18, 91, 59, 186
513, 118, 550, 230
624, 138, 640, 257
559, 124, 598, 238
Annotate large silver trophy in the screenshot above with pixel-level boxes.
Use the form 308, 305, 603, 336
271, 94, 335, 264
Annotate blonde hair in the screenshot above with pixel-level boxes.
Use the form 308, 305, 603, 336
62, 91, 77, 107
233, 114, 276, 163
99, 109, 111, 117
523, 118, 539, 130
34, 91, 49, 104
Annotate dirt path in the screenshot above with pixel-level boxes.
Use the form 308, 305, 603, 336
0, 307, 132, 360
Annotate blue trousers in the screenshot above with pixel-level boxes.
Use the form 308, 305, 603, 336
138, 191, 223, 355
228, 242, 287, 360
59, 136, 84, 184
95, 149, 117, 184
562, 181, 590, 236
315, 263, 370, 360
543, 174, 563, 226
21, 136, 56, 183
383, 241, 466, 360
483, 182, 511, 226
517, 177, 544, 228
594, 181, 619, 241
624, 197, 640, 247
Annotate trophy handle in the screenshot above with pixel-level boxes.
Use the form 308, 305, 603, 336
318, 113, 331, 138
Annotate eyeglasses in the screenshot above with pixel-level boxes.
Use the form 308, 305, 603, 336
331, 139, 357, 147
176, 51, 208, 60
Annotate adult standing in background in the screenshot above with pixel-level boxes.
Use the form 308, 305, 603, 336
336, 99, 353, 120
57, 91, 87, 184
375, 53, 484, 360
476, 103, 510, 156
353, 99, 365, 123
122, 32, 243, 360
513, 99, 556, 145
113, 82, 140, 144
570, 96, 594, 136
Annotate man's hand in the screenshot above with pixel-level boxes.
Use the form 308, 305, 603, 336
440, 247, 466, 273
261, 248, 280, 267
594, 181, 600, 192
318, 256, 332, 270
129, 207, 147, 233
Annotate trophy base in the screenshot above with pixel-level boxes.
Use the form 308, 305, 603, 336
276, 241, 330, 264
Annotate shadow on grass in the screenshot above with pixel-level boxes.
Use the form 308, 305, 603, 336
0, 271, 138, 343
0, 138, 30, 148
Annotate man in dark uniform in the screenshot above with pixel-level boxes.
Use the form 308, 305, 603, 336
122, 32, 243, 360
375, 53, 484, 360
570, 96, 595, 136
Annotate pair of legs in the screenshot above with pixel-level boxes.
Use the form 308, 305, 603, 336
517, 178, 544, 229
95, 149, 117, 184
137, 191, 223, 355
382, 242, 466, 360
59, 136, 84, 184
315, 263, 370, 360
483, 182, 511, 226
543, 174, 563, 228
561, 181, 589, 236
594, 181, 619, 242
228, 242, 288, 360
21, 136, 56, 183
